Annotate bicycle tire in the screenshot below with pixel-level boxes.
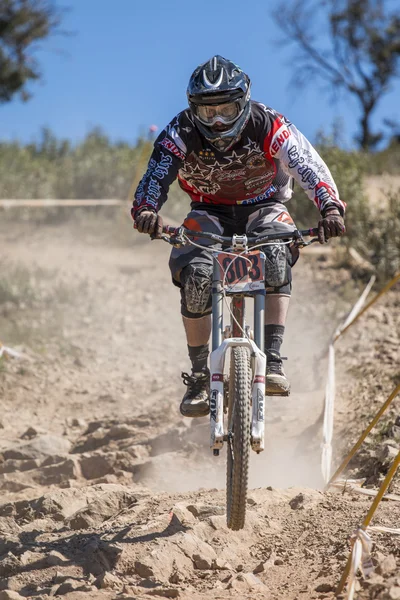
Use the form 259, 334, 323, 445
226, 345, 252, 530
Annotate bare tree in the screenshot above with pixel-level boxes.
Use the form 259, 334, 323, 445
0, 0, 64, 103
273, 0, 400, 150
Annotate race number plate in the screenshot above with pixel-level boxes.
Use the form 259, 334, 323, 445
217, 250, 265, 293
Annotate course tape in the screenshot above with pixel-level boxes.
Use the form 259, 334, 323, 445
346, 526, 400, 600
321, 275, 376, 482
322, 343, 335, 482
346, 529, 374, 600
335, 271, 400, 341
0, 343, 22, 359
332, 479, 400, 502
0, 199, 123, 208
338, 449, 400, 596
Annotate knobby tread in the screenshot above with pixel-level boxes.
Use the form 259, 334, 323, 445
226, 346, 252, 530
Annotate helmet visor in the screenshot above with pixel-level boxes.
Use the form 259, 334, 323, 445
196, 102, 241, 126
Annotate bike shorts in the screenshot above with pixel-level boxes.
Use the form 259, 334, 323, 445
169, 201, 299, 297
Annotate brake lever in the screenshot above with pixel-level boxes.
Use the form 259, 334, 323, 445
294, 237, 320, 248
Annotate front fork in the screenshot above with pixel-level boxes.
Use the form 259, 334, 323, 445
210, 259, 266, 454
210, 338, 266, 453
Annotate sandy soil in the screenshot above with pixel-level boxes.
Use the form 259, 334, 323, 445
0, 211, 399, 600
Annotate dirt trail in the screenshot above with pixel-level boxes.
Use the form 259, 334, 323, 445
0, 213, 399, 600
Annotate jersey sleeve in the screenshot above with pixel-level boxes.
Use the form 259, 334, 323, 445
131, 114, 189, 218
264, 112, 346, 215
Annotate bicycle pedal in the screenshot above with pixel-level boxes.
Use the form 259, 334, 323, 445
266, 389, 291, 397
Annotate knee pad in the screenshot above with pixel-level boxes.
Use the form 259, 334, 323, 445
180, 263, 213, 318
264, 244, 292, 295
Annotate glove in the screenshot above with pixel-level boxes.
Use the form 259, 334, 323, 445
135, 210, 163, 238
318, 207, 345, 244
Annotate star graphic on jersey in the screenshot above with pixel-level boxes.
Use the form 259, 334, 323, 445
243, 138, 260, 153
185, 163, 209, 178
222, 150, 243, 167
203, 159, 224, 180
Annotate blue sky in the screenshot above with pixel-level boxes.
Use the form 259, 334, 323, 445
1, 0, 399, 147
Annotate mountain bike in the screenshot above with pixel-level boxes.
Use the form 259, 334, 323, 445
157, 223, 318, 530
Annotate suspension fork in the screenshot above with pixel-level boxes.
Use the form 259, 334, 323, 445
212, 258, 223, 351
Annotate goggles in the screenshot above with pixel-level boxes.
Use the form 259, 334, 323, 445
196, 102, 242, 126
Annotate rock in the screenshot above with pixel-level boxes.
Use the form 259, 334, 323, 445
193, 553, 213, 570
177, 533, 217, 569
227, 572, 266, 591
253, 562, 264, 574
186, 503, 225, 519
253, 553, 277, 573
366, 574, 384, 585
99, 572, 123, 590
80, 454, 116, 480
46, 550, 69, 566
72, 430, 108, 453
66, 417, 87, 428
55, 579, 93, 595
378, 444, 399, 466
389, 586, 400, 600
85, 421, 104, 434
274, 558, 284, 566
169, 503, 196, 526
3, 435, 71, 460
80, 537, 123, 577
315, 582, 335, 593
145, 589, 180, 598
134, 561, 155, 579
242, 573, 265, 587
67, 490, 137, 530
30, 458, 81, 485
0, 476, 33, 493
213, 558, 233, 571
129, 542, 192, 584
19, 550, 45, 565
208, 515, 227, 530
0, 592, 24, 600
0, 483, 131, 523
377, 554, 397, 575
0, 459, 39, 474
126, 444, 150, 460
0, 552, 20, 577
289, 493, 305, 510
20, 426, 39, 440
41, 454, 70, 467
0, 517, 21, 535
108, 424, 137, 440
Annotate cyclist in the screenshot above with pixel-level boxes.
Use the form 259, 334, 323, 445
132, 55, 345, 417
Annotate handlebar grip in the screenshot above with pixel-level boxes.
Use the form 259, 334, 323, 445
162, 225, 178, 235
302, 227, 318, 238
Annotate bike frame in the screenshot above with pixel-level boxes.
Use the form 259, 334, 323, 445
210, 245, 267, 455
150, 224, 318, 457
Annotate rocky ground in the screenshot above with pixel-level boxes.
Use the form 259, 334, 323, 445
0, 211, 399, 600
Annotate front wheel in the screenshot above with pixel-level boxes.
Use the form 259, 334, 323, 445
226, 346, 252, 530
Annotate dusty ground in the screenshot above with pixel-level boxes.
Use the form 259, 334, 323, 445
0, 210, 399, 600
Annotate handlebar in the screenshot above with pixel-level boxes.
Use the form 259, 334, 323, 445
159, 225, 319, 247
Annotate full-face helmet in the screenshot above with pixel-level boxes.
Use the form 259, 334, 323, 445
187, 55, 251, 151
